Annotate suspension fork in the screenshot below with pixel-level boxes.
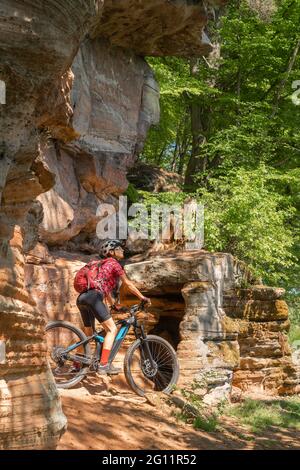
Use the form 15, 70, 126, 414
138, 324, 156, 369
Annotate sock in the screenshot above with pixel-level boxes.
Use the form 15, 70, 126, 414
100, 349, 111, 366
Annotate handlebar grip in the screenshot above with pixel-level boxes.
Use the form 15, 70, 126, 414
120, 306, 129, 312
111, 305, 129, 313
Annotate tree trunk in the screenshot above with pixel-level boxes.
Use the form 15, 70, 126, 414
184, 58, 206, 190
184, 7, 224, 191
271, 38, 300, 117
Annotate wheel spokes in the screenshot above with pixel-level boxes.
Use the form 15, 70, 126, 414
45, 326, 88, 384
129, 339, 176, 394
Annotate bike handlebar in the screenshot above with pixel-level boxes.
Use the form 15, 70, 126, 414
110, 300, 149, 315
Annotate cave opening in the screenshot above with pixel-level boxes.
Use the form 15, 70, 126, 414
147, 293, 185, 351
149, 316, 182, 350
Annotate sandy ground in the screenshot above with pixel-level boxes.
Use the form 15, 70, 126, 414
57, 375, 300, 450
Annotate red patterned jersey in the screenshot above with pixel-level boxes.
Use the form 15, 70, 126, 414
92, 257, 124, 297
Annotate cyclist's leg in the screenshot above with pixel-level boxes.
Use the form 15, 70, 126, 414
100, 318, 118, 364
77, 289, 118, 365
82, 314, 94, 338
98, 317, 121, 373
68, 296, 94, 370
76, 294, 94, 337
91, 293, 118, 365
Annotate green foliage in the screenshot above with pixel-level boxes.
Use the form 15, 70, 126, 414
286, 293, 300, 344
176, 380, 222, 432
289, 324, 300, 345
199, 165, 298, 285
226, 398, 300, 433
138, 190, 189, 206
175, 386, 300, 435
137, 164, 298, 285
141, 0, 300, 294
144, 1, 300, 175
125, 183, 140, 203
127, 190, 191, 238
193, 414, 219, 432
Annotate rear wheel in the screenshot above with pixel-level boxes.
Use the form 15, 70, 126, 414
45, 321, 91, 389
124, 335, 179, 397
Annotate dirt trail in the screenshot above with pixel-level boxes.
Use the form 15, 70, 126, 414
57, 376, 300, 450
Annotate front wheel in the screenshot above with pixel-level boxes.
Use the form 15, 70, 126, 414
45, 321, 91, 389
124, 335, 179, 397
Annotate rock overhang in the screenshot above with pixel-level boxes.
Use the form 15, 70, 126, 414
89, 0, 218, 57
124, 250, 253, 294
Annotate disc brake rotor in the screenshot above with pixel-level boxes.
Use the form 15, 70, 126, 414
141, 358, 158, 378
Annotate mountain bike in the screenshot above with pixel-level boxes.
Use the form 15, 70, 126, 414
45, 301, 179, 397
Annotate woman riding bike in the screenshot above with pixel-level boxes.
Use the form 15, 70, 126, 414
75, 239, 151, 375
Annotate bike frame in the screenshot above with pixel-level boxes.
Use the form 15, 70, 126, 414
63, 311, 150, 367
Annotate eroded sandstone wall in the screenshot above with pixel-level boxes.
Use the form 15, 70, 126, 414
224, 287, 300, 396
0, 0, 102, 449
37, 38, 159, 248
0, 227, 67, 449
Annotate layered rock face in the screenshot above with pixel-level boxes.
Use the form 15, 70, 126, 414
224, 287, 300, 396
26, 250, 246, 404
0, 0, 218, 450
124, 252, 250, 404
0, 226, 67, 449
37, 38, 159, 247
0, 0, 101, 449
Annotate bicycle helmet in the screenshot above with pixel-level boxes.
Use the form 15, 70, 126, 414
99, 239, 124, 258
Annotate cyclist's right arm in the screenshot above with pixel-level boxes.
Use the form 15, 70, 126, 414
120, 274, 151, 305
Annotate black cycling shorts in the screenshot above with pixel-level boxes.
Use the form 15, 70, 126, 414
76, 289, 111, 328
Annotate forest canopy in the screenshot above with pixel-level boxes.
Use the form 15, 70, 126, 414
137, 0, 300, 295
